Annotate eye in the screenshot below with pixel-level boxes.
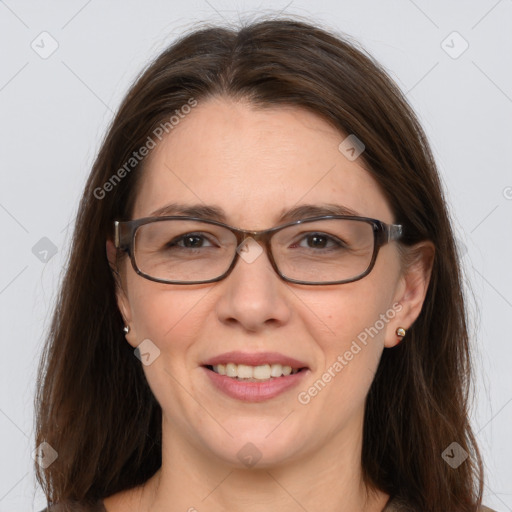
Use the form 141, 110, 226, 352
169, 233, 217, 249
296, 232, 345, 250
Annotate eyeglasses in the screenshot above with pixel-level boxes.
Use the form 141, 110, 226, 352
114, 215, 403, 285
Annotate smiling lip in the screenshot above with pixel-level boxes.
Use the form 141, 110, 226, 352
201, 351, 310, 403
201, 351, 309, 368
203, 366, 309, 402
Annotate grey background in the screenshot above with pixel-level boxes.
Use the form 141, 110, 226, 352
0, 1, 511, 511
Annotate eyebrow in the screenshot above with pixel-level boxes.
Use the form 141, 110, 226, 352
147, 202, 362, 224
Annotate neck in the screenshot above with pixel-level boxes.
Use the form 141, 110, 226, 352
129, 414, 389, 512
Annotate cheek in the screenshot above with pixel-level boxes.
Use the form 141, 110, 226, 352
294, 284, 394, 423
306, 281, 393, 347
126, 281, 214, 420
300, 276, 397, 382
128, 278, 211, 355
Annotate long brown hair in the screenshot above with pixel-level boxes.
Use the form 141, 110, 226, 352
35, 17, 484, 511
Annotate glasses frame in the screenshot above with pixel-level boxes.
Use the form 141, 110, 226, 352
114, 215, 403, 286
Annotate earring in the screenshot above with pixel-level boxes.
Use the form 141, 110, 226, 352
395, 327, 407, 342
123, 325, 130, 334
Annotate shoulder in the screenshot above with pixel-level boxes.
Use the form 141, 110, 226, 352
384, 496, 498, 512
38, 500, 106, 512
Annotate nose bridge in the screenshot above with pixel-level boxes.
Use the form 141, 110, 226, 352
215, 225, 292, 331
235, 225, 274, 244
232, 227, 276, 277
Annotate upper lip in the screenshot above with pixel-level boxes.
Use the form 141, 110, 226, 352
202, 351, 309, 369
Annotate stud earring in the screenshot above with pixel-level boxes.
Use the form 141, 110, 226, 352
123, 325, 130, 334
395, 327, 407, 342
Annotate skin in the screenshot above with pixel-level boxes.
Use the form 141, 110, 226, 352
105, 97, 434, 512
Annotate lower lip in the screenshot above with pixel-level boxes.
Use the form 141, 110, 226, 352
203, 366, 309, 402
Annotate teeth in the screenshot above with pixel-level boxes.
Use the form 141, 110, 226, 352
211, 363, 299, 380
253, 364, 271, 379
237, 364, 254, 379
226, 363, 236, 377
270, 364, 283, 377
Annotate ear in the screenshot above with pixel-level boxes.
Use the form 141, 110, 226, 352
385, 241, 435, 348
106, 239, 137, 347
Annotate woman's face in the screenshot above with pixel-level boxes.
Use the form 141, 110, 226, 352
113, 97, 416, 469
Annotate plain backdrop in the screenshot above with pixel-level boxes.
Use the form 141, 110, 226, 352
0, 1, 511, 511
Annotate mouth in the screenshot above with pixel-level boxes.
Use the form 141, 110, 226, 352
203, 363, 307, 382
201, 353, 310, 402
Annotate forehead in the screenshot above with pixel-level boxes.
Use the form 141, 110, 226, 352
132, 97, 394, 227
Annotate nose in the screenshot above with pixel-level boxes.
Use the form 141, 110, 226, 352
215, 238, 292, 332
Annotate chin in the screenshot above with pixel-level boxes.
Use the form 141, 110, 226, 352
201, 427, 305, 469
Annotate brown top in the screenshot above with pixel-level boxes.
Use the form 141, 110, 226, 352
39, 502, 106, 512
41, 501, 107, 512
40, 497, 497, 512
381, 496, 497, 512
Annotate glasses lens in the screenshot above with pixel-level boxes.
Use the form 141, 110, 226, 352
272, 219, 375, 283
133, 219, 236, 282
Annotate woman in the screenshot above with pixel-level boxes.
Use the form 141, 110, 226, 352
35, 18, 495, 512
